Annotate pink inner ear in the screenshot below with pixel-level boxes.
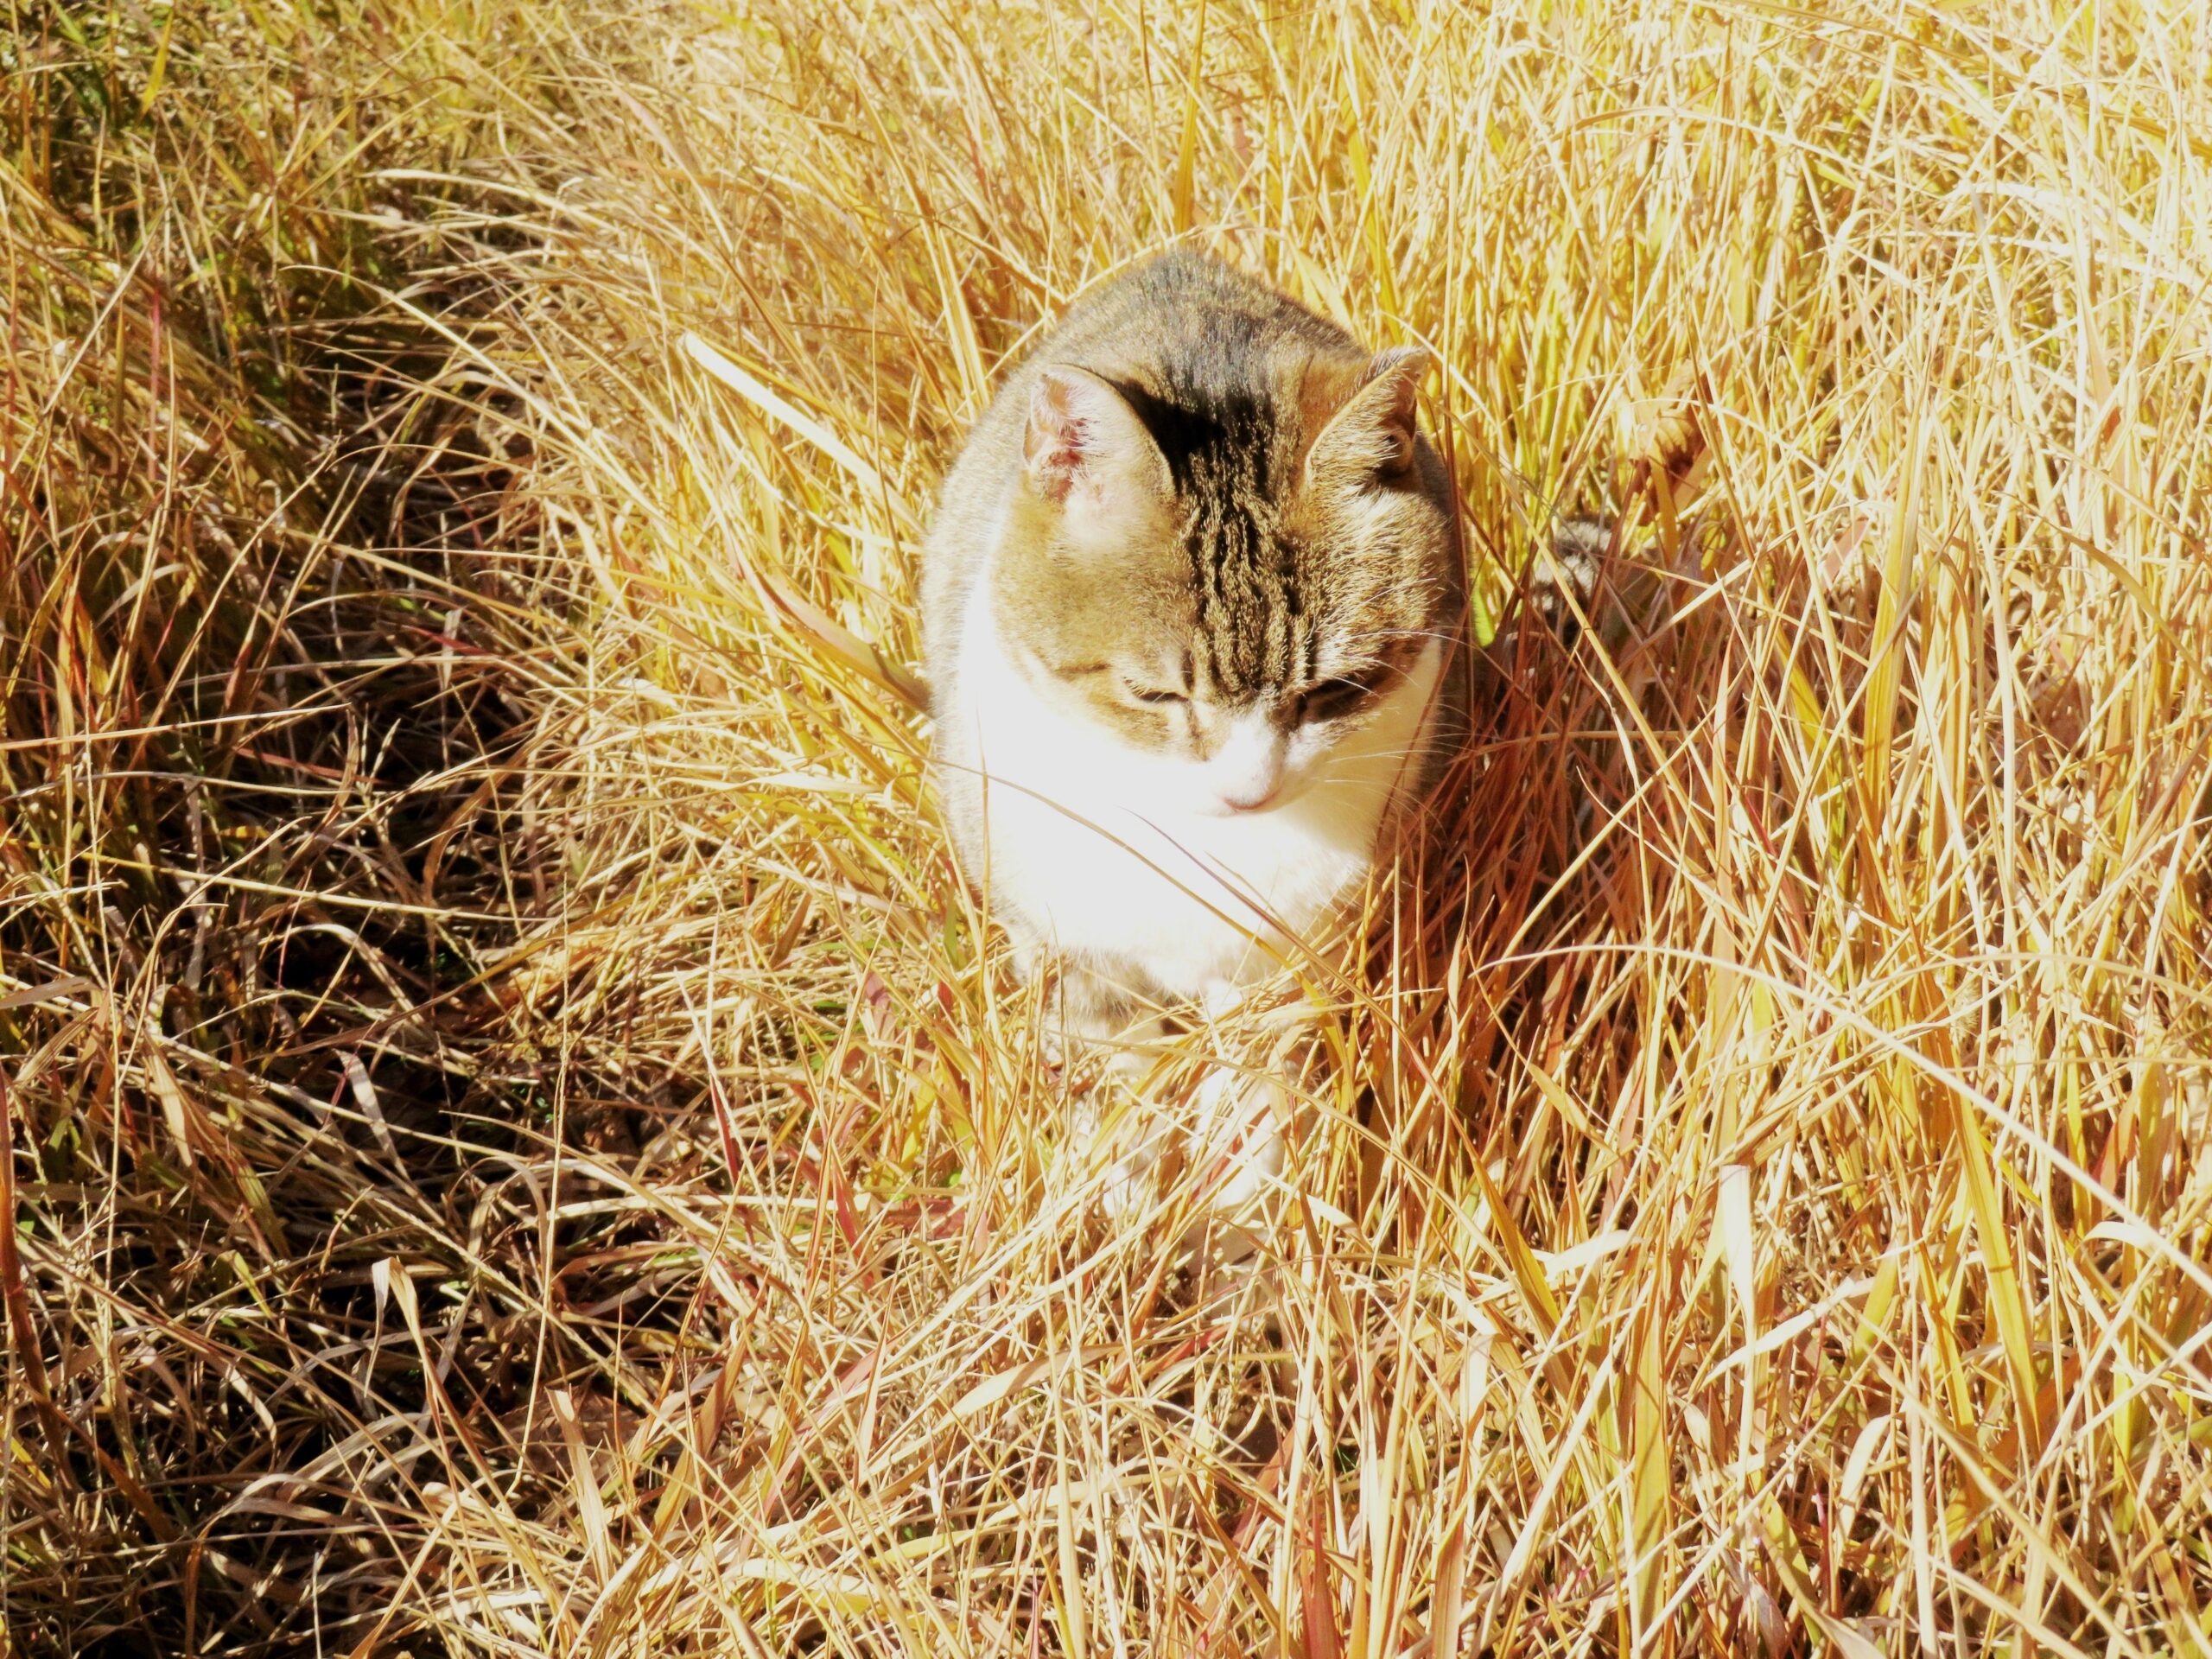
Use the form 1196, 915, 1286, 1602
1024, 379, 1090, 499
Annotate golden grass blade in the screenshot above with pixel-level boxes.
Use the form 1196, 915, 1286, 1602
1627, 1297, 1670, 1645
681, 331, 921, 535
1943, 1091, 2048, 1459
1859, 411, 1923, 825
1171, 0, 1208, 237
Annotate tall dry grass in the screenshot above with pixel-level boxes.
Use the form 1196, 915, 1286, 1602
4, 0, 2210, 1654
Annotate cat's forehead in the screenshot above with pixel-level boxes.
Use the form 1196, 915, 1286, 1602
1113, 381, 1289, 507
1116, 345, 1363, 488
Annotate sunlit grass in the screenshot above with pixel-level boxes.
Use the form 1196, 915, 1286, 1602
4, 0, 2209, 1653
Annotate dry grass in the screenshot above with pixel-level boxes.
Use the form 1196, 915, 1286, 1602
5, 0, 2211, 1653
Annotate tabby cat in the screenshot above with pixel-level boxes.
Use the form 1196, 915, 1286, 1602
921, 251, 1465, 1041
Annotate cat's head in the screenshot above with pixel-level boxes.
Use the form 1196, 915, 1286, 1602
989, 346, 1458, 815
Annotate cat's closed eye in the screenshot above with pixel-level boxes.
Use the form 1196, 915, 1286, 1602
1298, 671, 1387, 722
1125, 680, 1187, 706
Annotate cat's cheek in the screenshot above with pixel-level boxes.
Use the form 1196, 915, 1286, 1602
1272, 729, 1333, 795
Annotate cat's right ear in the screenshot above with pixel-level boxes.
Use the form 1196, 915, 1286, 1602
1306, 346, 1432, 488
1022, 367, 1169, 512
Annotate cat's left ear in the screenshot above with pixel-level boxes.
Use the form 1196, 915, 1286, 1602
1306, 346, 1433, 486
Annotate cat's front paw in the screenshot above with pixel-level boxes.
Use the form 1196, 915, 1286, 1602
1071, 1060, 1291, 1229
1187, 1063, 1289, 1215
1070, 1079, 1173, 1221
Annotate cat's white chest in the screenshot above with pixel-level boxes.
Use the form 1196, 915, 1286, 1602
949, 588, 1439, 1001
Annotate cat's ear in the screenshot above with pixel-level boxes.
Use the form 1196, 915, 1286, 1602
1022, 367, 1169, 510
1306, 346, 1432, 486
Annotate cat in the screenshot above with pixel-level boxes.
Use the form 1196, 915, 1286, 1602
921, 251, 1467, 1046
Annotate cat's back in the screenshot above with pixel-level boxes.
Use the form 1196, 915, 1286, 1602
1038, 250, 1349, 368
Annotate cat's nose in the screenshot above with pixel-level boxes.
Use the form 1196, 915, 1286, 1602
1211, 716, 1287, 811
1219, 776, 1284, 812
